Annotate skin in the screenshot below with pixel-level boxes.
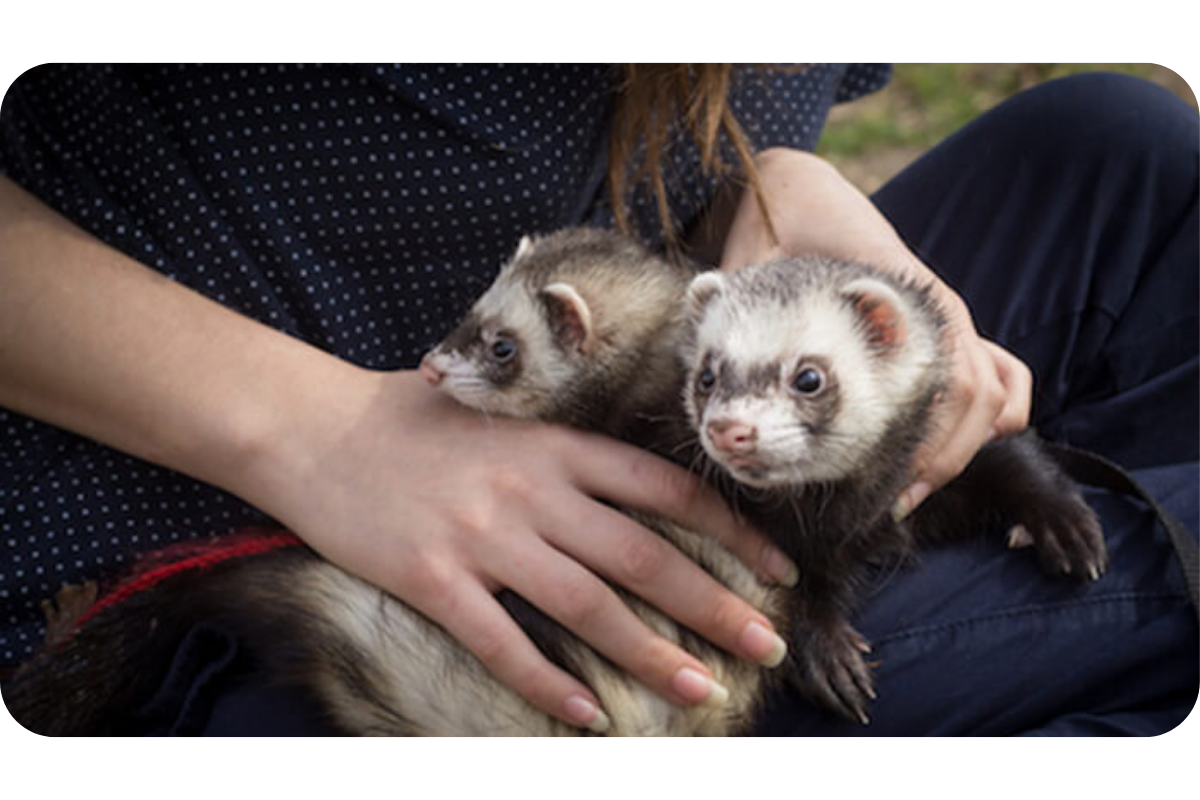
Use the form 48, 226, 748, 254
0, 174, 794, 731
701, 148, 1033, 515
1, 140, 1030, 731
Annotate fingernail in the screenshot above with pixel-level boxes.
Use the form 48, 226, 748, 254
762, 547, 799, 587
892, 481, 931, 521
672, 666, 730, 706
564, 694, 610, 733
741, 620, 788, 668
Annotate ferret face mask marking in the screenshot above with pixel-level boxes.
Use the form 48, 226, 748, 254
419, 236, 596, 420
683, 262, 936, 489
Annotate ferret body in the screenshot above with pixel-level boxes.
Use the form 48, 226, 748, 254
420, 227, 787, 729
681, 257, 1109, 722
6, 228, 782, 736
7, 232, 1108, 735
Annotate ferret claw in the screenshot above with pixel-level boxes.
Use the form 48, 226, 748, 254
1007, 489, 1108, 585
789, 621, 878, 725
1007, 525, 1035, 550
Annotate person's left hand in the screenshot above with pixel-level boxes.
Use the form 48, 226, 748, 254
706, 147, 1032, 516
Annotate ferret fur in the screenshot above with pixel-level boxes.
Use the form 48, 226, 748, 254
681, 256, 1109, 723
4, 228, 782, 737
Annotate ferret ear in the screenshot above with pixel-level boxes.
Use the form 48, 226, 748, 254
540, 282, 594, 355
515, 234, 534, 260
841, 277, 907, 348
686, 271, 725, 318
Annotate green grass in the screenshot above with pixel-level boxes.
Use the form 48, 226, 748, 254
817, 63, 1188, 161
813, 63, 1195, 192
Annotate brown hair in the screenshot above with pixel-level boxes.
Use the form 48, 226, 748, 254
608, 64, 777, 254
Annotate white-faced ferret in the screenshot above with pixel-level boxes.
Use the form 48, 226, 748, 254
5, 228, 785, 737
681, 256, 1109, 724
420, 226, 789, 728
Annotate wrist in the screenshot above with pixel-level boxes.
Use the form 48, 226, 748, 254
725, 148, 910, 273
220, 347, 391, 519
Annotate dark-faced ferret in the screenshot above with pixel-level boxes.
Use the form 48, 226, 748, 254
6, 229, 1107, 734
5, 228, 786, 736
680, 256, 1108, 723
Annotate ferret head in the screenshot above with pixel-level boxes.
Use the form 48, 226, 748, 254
420, 228, 684, 423
681, 257, 945, 489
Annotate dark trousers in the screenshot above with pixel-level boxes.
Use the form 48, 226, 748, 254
755, 72, 1199, 735
161, 73, 1200, 736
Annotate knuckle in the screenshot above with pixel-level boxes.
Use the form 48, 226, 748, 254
555, 579, 607, 630
699, 593, 745, 640
634, 636, 689, 685
448, 503, 491, 540
638, 459, 700, 514
616, 533, 671, 585
487, 468, 534, 503
399, 551, 457, 600
951, 379, 977, 406
470, 624, 515, 670
981, 373, 1006, 407
931, 452, 969, 486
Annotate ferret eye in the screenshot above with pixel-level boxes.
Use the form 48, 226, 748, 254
792, 367, 823, 394
489, 338, 517, 363
696, 366, 717, 393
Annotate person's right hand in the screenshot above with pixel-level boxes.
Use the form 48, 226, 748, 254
1, 175, 793, 733
240, 368, 796, 732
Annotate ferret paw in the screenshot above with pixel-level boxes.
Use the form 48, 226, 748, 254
1007, 490, 1109, 581
787, 622, 877, 725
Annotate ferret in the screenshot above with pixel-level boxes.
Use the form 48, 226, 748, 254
6, 232, 1108, 735
680, 256, 1109, 723
4, 228, 784, 737
420, 227, 694, 449
420, 226, 789, 726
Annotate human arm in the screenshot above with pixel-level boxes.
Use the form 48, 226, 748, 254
693, 147, 1033, 514
0, 174, 793, 729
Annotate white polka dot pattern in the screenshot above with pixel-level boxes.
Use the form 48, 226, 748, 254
0, 63, 890, 664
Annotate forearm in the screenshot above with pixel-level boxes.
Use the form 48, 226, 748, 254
698, 146, 1033, 509
700, 148, 941, 285
0, 174, 368, 505
1, 175, 801, 728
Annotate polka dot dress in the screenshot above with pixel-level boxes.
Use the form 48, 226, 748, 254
0, 63, 890, 666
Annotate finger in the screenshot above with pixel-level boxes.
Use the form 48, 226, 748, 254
557, 430, 799, 586
540, 494, 788, 670
984, 341, 1033, 436
896, 353, 1002, 517
415, 571, 612, 732
921, 374, 1002, 492
491, 539, 737, 707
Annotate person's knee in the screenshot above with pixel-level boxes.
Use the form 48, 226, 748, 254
994, 71, 1197, 160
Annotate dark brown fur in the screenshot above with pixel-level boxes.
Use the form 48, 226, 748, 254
4, 228, 783, 737
681, 257, 1110, 723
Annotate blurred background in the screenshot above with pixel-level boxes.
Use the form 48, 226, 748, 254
818, 64, 1197, 193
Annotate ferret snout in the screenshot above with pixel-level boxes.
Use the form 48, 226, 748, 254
419, 352, 446, 386
706, 418, 758, 454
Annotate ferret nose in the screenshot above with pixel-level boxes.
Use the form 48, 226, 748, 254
706, 419, 757, 454
419, 353, 445, 386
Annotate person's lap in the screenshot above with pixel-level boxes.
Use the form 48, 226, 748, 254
152, 73, 1200, 736
754, 72, 1199, 736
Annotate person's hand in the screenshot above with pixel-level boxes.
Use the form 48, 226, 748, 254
709, 147, 1032, 515
241, 369, 797, 732
0, 175, 794, 733
888, 288, 1032, 518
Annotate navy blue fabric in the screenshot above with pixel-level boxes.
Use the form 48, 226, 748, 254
0, 63, 889, 666
1, 68, 1195, 736
756, 73, 1199, 736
